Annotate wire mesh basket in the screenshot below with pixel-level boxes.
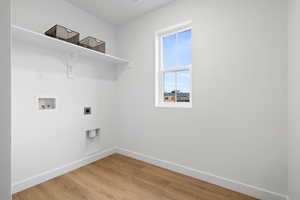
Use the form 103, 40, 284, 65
79, 36, 106, 53
45, 25, 80, 45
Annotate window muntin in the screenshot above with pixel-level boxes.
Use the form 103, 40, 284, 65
156, 22, 192, 108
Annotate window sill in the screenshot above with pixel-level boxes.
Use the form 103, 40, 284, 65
155, 103, 192, 109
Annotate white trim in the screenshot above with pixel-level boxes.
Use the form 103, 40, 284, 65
161, 65, 191, 72
12, 147, 115, 194
155, 21, 193, 108
115, 147, 288, 200
156, 102, 192, 109
155, 20, 193, 37
155, 27, 161, 107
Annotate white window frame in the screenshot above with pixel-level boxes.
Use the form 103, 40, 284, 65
155, 21, 192, 108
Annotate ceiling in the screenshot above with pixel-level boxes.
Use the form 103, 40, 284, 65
66, 0, 175, 25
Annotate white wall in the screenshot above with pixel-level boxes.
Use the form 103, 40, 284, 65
11, 0, 291, 199
0, 0, 11, 199
116, 0, 288, 198
288, 0, 300, 199
11, 0, 118, 192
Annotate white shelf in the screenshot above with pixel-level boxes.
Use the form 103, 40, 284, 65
12, 25, 129, 65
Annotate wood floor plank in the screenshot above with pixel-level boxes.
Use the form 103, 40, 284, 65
13, 154, 257, 200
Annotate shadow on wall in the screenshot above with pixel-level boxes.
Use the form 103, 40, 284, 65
12, 41, 118, 81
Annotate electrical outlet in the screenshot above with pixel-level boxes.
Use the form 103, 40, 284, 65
84, 107, 91, 115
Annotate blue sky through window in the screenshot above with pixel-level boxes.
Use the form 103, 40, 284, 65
178, 30, 192, 67
164, 72, 176, 93
177, 70, 190, 93
163, 34, 177, 69
163, 29, 192, 94
164, 71, 190, 93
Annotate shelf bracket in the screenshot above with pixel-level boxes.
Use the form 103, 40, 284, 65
63, 52, 79, 79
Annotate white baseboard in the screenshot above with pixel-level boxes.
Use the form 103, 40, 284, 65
12, 147, 115, 194
115, 147, 288, 200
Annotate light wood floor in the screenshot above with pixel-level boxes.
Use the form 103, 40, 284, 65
13, 154, 257, 200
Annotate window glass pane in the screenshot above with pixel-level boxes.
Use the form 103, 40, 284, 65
176, 70, 191, 102
163, 34, 177, 69
177, 29, 192, 66
164, 72, 176, 102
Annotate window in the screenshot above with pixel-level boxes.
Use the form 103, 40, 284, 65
155, 21, 192, 108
